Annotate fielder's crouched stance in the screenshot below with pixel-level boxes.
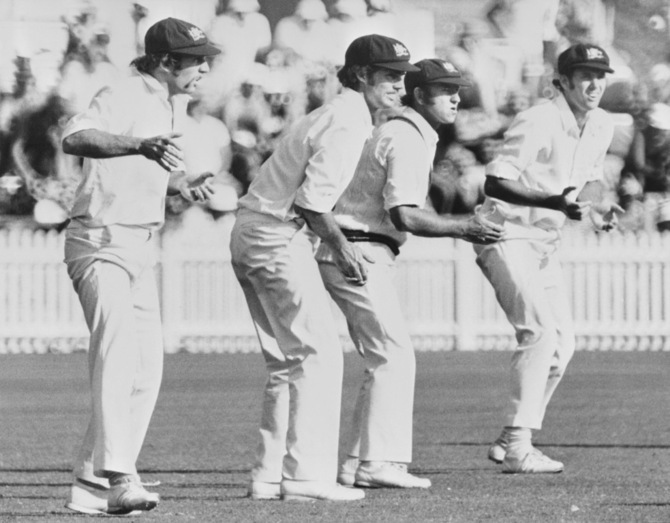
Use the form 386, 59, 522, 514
231, 34, 419, 502
319, 59, 503, 489
476, 44, 622, 474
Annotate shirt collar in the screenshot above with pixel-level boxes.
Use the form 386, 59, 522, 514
554, 92, 580, 137
135, 70, 194, 111
136, 70, 170, 103
554, 92, 601, 139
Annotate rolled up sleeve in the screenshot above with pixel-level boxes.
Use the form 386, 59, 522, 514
62, 87, 125, 139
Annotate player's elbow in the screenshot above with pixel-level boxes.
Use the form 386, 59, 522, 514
62, 131, 92, 156
61, 134, 77, 155
390, 205, 417, 232
484, 176, 505, 199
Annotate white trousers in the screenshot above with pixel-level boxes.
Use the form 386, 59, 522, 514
318, 244, 415, 463
65, 225, 164, 480
230, 210, 343, 482
475, 238, 575, 430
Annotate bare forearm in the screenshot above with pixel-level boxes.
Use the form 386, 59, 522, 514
296, 205, 349, 249
391, 205, 504, 243
392, 207, 468, 238
62, 129, 141, 158
484, 176, 557, 210
296, 205, 372, 286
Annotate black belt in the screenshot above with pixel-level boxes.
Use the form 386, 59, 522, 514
340, 228, 400, 256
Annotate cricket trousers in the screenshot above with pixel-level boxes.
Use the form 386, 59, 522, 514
475, 236, 576, 430
318, 242, 415, 463
64, 224, 164, 480
230, 209, 343, 483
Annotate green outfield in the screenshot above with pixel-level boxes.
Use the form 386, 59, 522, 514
0, 350, 668, 522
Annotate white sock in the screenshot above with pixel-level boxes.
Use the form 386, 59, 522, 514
505, 426, 532, 455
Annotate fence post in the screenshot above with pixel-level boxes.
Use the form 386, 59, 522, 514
454, 240, 480, 351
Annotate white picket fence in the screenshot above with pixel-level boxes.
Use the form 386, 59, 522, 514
1, 212, 670, 354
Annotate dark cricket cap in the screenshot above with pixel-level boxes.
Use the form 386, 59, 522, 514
344, 34, 419, 72
144, 17, 221, 57
557, 43, 614, 75
404, 58, 470, 93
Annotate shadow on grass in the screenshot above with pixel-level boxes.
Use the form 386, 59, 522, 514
437, 442, 670, 449
0, 513, 86, 519
614, 502, 670, 507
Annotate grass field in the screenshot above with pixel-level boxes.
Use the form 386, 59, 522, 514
1, 351, 668, 522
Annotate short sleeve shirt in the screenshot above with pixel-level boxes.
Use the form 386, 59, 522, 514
237, 88, 373, 221
333, 106, 438, 246
62, 72, 189, 229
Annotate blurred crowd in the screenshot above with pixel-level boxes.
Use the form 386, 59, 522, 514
2, 0, 670, 233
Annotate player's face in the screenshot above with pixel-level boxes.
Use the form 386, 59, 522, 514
363, 67, 404, 112
421, 84, 461, 126
561, 68, 607, 115
168, 55, 211, 96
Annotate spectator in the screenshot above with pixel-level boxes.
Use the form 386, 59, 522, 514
647, 63, 670, 105
624, 102, 670, 231
445, 20, 502, 118
201, 0, 272, 113
555, 0, 611, 47
365, 0, 400, 38
210, 0, 271, 62
430, 141, 486, 215
180, 96, 241, 218
58, 19, 119, 115
627, 102, 670, 194
222, 64, 272, 192
274, 0, 331, 64
328, 0, 370, 66
485, 0, 560, 100
11, 94, 81, 228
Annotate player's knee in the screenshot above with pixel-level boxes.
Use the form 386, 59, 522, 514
516, 325, 558, 350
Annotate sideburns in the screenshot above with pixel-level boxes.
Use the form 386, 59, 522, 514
365, 66, 383, 86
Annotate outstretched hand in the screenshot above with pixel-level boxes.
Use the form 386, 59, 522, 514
591, 202, 625, 232
139, 132, 184, 171
546, 186, 591, 220
462, 214, 506, 244
177, 172, 216, 202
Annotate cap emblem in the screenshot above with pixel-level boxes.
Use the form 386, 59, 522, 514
393, 43, 409, 57
586, 47, 604, 60
442, 61, 457, 73
187, 27, 206, 42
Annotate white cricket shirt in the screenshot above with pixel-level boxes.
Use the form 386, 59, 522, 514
482, 92, 614, 232
237, 88, 373, 221
63, 71, 189, 230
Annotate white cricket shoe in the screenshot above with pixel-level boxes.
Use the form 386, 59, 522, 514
337, 457, 359, 487
65, 478, 141, 516
281, 480, 365, 501
248, 480, 281, 500
354, 461, 432, 489
107, 479, 159, 513
503, 448, 564, 474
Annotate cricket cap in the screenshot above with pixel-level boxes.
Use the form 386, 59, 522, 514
144, 17, 220, 57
